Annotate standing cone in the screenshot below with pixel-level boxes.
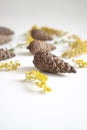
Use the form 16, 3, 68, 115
33, 51, 76, 74
31, 29, 53, 41
27, 40, 56, 54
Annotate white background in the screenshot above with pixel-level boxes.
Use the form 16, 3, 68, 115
0, 0, 87, 130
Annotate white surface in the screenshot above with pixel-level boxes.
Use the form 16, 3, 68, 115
0, 0, 87, 130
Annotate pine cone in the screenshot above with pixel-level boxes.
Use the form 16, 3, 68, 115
0, 27, 14, 36
31, 29, 53, 41
33, 51, 76, 74
27, 40, 56, 54
0, 35, 12, 45
0, 48, 15, 61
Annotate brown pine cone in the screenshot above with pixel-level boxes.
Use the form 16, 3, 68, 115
0, 35, 12, 45
0, 27, 14, 36
27, 40, 56, 54
31, 29, 53, 41
0, 48, 15, 61
33, 51, 76, 74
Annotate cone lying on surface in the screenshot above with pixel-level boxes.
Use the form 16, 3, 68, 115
27, 40, 56, 54
33, 51, 76, 74
0, 48, 15, 61
0, 27, 14, 36
31, 29, 53, 41
0, 34, 12, 45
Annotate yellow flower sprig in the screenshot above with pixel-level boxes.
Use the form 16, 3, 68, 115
26, 33, 34, 45
73, 59, 87, 68
68, 34, 81, 40
0, 61, 20, 71
62, 38, 87, 58
25, 70, 52, 92
41, 26, 67, 37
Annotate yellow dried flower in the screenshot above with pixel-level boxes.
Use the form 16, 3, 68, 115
41, 26, 67, 37
26, 33, 34, 44
25, 70, 52, 92
73, 59, 87, 68
0, 61, 20, 71
68, 34, 80, 40
0, 63, 3, 69
62, 38, 87, 58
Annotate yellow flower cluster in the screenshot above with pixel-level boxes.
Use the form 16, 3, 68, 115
68, 34, 80, 40
0, 61, 20, 71
41, 26, 67, 37
62, 38, 87, 58
73, 59, 87, 68
25, 70, 52, 92
26, 33, 34, 44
